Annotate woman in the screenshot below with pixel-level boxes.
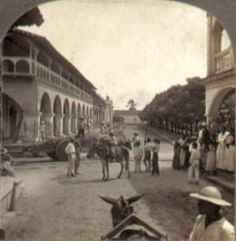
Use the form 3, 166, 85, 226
172, 141, 181, 170
179, 134, 187, 168
224, 128, 235, 172
216, 126, 229, 170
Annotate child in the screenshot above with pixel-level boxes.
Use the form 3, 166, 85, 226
133, 141, 143, 173
205, 143, 216, 175
188, 142, 200, 184
151, 139, 160, 176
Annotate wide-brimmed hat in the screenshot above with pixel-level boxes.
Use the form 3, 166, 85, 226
190, 186, 231, 207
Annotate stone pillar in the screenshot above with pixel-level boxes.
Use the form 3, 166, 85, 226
207, 15, 213, 75
63, 114, 71, 135
44, 113, 53, 138
54, 114, 63, 137
23, 111, 40, 142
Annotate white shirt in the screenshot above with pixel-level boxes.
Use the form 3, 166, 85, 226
65, 142, 76, 155
189, 215, 235, 241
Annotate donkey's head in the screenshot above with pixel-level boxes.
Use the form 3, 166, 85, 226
99, 194, 144, 227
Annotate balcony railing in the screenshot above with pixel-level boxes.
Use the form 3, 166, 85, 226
215, 47, 234, 73
2, 56, 93, 103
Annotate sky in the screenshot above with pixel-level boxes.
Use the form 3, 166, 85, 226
23, 0, 209, 110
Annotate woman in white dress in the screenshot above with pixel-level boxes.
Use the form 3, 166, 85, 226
224, 129, 235, 172
216, 126, 229, 170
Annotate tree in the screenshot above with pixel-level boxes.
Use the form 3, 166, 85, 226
10, 7, 44, 29
127, 99, 137, 110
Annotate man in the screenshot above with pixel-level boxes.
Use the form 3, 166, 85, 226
188, 186, 234, 241
108, 131, 117, 159
132, 133, 142, 146
74, 138, 81, 175
65, 137, 76, 178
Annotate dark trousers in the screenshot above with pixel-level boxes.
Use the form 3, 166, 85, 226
78, 128, 85, 137
152, 152, 159, 175
143, 151, 151, 172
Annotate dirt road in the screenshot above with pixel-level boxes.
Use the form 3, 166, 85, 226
3, 127, 234, 241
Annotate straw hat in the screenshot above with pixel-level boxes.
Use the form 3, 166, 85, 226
190, 186, 231, 207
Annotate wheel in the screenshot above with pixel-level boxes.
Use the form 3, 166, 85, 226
55, 138, 71, 162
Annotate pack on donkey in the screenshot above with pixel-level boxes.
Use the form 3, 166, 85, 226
87, 131, 132, 180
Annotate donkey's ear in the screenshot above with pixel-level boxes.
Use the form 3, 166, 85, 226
127, 194, 144, 204
98, 195, 116, 205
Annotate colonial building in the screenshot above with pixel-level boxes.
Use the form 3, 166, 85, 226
200, 15, 235, 127
114, 109, 142, 125
2, 29, 112, 143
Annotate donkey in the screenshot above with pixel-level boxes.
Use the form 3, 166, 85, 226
87, 136, 132, 180
99, 194, 144, 227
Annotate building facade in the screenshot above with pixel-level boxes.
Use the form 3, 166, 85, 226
201, 15, 235, 127
2, 29, 112, 143
114, 109, 142, 125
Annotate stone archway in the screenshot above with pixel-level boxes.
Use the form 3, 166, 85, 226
53, 95, 62, 137
208, 87, 235, 123
40, 92, 52, 138
71, 101, 76, 134
63, 98, 70, 135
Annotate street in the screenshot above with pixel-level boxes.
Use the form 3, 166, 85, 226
3, 126, 234, 241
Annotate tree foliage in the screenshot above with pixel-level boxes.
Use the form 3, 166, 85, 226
127, 99, 137, 110
140, 81, 205, 125
11, 7, 44, 29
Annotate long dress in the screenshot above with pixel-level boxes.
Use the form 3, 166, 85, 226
172, 144, 180, 170
205, 148, 216, 172
224, 134, 235, 172
216, 132, 229, 170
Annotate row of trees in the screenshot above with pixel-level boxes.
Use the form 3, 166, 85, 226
140, 79, 205, 135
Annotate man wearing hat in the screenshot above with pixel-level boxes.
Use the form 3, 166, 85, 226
188, 186, 234, 241
65, 137, 76, 178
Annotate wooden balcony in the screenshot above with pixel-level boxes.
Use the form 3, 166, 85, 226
2, 56, 93, 103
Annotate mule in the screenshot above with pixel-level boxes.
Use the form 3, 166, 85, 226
87, 136, 132, 180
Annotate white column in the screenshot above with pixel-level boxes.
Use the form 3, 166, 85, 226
23, 111, 40, 142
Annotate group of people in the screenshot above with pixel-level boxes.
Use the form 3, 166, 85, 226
64, 137, 81, 178
132, 133, 161, 176
172, 122, 235, 184
0, 147, 15, 177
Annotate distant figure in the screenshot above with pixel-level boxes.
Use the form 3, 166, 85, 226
151, 138, 160, 176
172, 141, 181, 170
40, 119, 46, 142
224, 129, 235, 172
143, 138, 153, 172
179, 134, 188, 168
74, 139, 81, 175
188, 142, 200, 184
216, 126, 229, 170
132, 133, 142, 146
108, 131, 117, 159
0, 147, 15, 177
133, 141, 143, 173
78, 119, 85, 137
188, 186, 234, 241
205, 143, 216, 175
65, 138, 76, 178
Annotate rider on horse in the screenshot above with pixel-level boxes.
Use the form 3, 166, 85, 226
108, 131, 117, 160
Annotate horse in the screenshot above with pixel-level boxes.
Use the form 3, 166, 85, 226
98, 194, 144, 227
87, 135, 132, 180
